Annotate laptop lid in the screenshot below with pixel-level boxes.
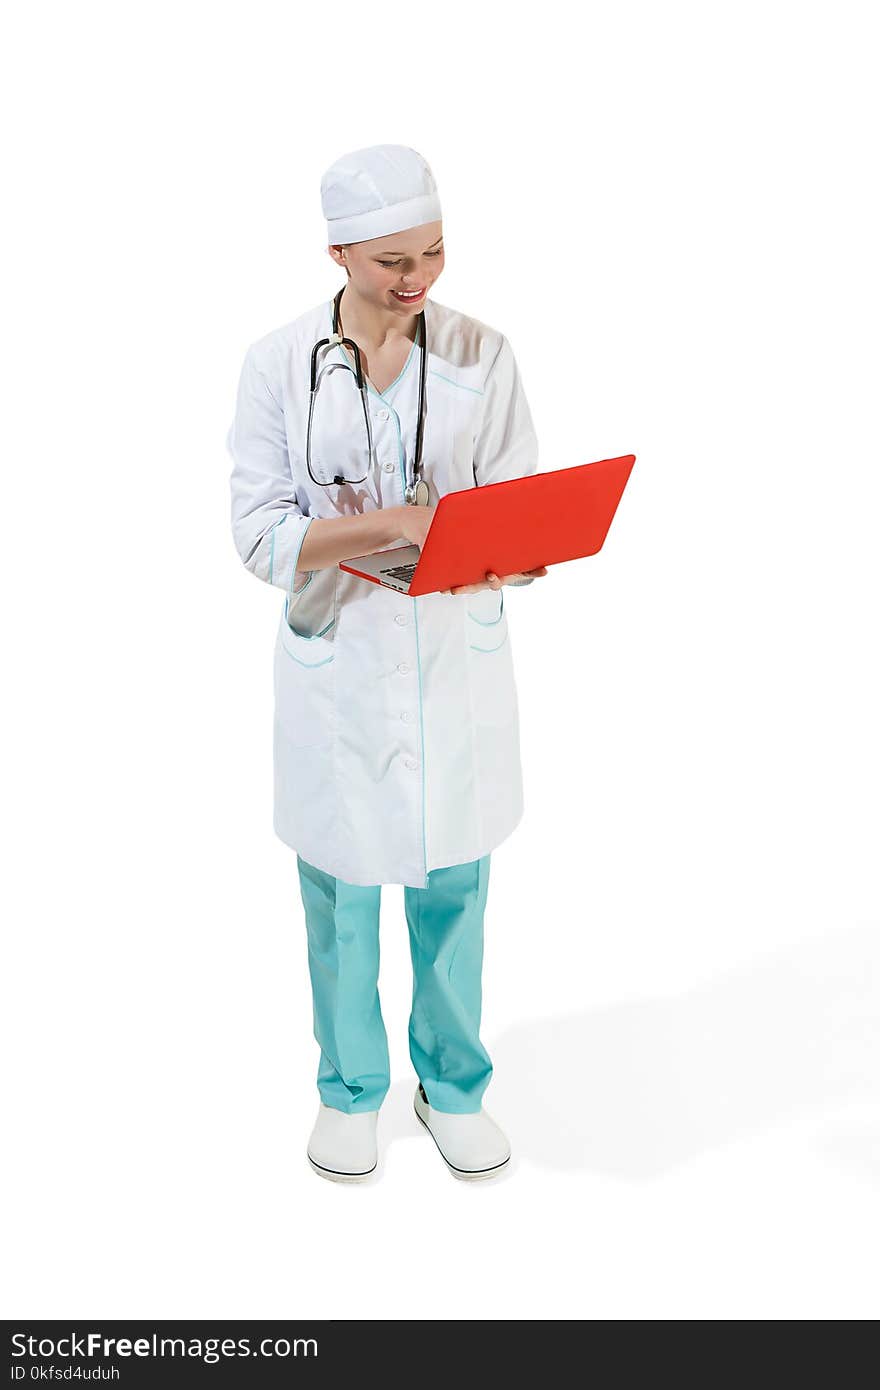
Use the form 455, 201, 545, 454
340, 453, 636, 597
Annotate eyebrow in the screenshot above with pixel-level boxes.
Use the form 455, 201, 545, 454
373, 236, 444, 256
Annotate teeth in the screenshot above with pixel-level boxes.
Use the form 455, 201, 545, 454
394, 289, 423, 297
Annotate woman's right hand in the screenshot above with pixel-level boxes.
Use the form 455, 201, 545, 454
396, 503, 436, 550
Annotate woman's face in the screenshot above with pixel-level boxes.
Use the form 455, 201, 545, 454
329, 220, 444, 317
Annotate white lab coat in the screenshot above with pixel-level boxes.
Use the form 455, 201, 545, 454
227, 295, 538, 888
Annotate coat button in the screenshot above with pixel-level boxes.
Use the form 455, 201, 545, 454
377, 408, 390, 421
397, 662, 410, 674
405, 758, 418, 771
400, 711, 414, 723
394, 614, 408, 625
383, 461, 394, 472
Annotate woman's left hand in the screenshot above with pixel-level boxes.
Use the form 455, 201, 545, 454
441, 566, 548, 596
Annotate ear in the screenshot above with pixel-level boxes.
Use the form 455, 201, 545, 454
328, 244, 346, 271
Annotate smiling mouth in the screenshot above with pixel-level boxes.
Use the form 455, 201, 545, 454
391, 287, 426, 301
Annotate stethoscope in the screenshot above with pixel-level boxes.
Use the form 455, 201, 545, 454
306, 285, 431, 507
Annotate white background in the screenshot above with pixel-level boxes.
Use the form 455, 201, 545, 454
3, 0, 878, 1321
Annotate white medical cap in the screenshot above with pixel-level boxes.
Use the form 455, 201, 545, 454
321, 144, 442, 245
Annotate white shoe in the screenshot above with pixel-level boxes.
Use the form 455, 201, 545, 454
413, 1083, 511, 1181
307, 1103, 379, 1183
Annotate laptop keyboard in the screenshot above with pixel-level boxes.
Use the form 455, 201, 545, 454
380, 563, 418, 581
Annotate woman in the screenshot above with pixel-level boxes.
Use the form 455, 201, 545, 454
227, 145, 547, 1184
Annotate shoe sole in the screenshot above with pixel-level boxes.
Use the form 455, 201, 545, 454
307, 1153, 377, 1183
413, 1101, 510, 1182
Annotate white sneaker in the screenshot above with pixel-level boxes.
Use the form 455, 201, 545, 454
307, 1103, 379, 1183
413, 1083, 511, 1181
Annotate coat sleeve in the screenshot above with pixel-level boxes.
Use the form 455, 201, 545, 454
472, 333, 539, 582
226, 345, 315, 598
472, 334, 539, 487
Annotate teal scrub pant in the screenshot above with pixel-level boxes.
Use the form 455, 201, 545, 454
296, 853, 493, 1115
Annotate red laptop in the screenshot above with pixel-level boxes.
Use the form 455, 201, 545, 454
339, 453, 636, 596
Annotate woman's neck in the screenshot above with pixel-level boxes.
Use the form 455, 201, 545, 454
337, 283, 419, 350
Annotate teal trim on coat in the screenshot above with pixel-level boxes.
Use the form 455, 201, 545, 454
291, 571, 313, 597
388, 408, 408, 501
289, 514, 316, 589
375, 334, 417, 401
268, 514, 285, 584
468, 629, 509, 654
279, 641, 335, 669
412, 596, 428, 884
428, 370, 484, 396
269, 512, 314, 593
466, 590, 505, 625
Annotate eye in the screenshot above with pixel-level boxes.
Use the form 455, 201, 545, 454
377, 249, 443, 268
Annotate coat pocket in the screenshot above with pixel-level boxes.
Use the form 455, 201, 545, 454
275, 628, 335, 748
275, 579, 336, 749
466, 589, 516, 726
466, 587, 505, 646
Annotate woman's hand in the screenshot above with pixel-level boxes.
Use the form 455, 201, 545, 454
441, 566, 548, 596
396, 504, 435, 550
393, 508, 548, 594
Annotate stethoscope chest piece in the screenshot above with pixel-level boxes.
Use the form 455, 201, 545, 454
407, 479, 430, 507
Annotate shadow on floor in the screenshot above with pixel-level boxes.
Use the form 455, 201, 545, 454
383, 924, 880, 1180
